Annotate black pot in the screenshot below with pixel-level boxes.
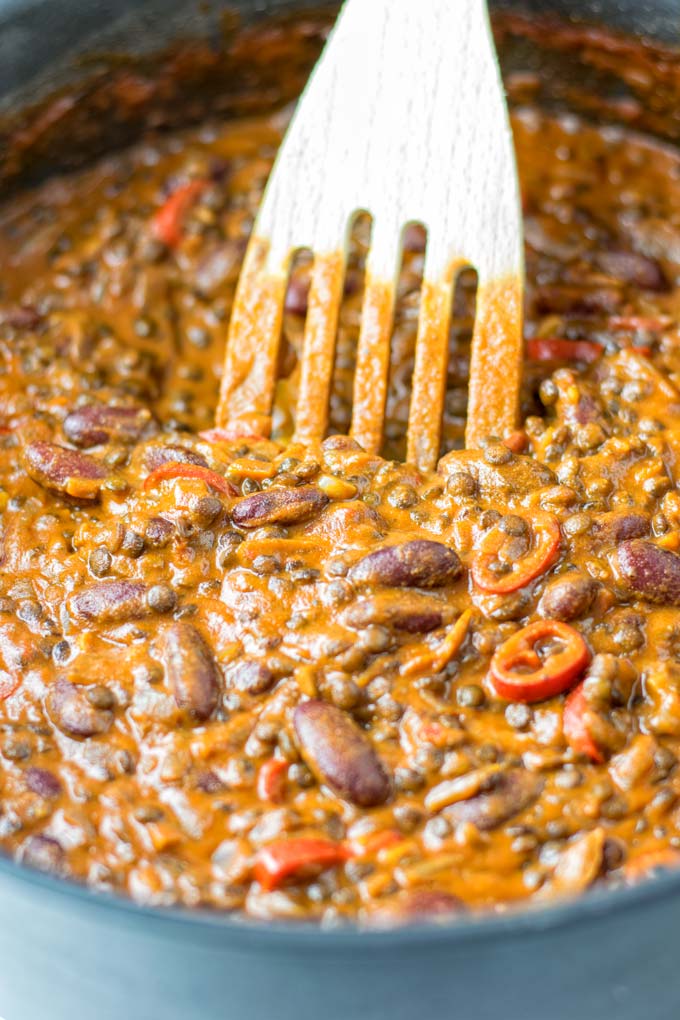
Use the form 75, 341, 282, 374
0, 3, 679, 1019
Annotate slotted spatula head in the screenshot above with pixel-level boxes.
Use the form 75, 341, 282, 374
217, 0, 524, 471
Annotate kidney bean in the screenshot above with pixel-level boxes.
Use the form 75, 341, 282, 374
561, 393, 602, 426
349, 540, 462, 589
70, 580, 150, 623
0, 304, 43, 330
367, 889, 463, 927
158, 622, 220, 722
143, 444, 208, 471
25, 767, 62, 798
232, 486, 329, 528
443, 769, 543, 830
592, 510, 650, 546
595, 250, 668, 291
284, 274, 310, 316
20, 834, 66, 874
342, 591, 443, 633
231, 660, 276, 695
196, 770, 225, 794
64, 404, 153, 447
538, 572, 598, 621
24, 441, 108, 500
195, 240, 243, 296
615, 539, 680, 605
294, 699, 391, 807
47, 678, 114, 738
284, 268, 363, 317
534, 283, 622, 315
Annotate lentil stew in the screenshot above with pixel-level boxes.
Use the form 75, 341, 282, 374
1, 13, 680, 928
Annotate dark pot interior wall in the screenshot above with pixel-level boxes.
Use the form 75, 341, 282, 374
0, 0, 677, 105
0, 0, 678, 200
496, 0, 679, 38
0, 0, 333, 104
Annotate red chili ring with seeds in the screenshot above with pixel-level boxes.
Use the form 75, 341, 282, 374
472, 509, 562, 594
490, 619, 591, 703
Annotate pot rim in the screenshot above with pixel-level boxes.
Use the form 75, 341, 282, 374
1, 849, 679, 949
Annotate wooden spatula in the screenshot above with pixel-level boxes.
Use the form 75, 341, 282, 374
216, 0, 524, 471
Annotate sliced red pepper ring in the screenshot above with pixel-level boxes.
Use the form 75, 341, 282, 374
254, 838, 351, 891
472, 509, 561, 594
150, 179, 209, 247
563, 682, 604, 763
526, 337, 604, 364
143, 461, 238, 496
491, 619, 590, 703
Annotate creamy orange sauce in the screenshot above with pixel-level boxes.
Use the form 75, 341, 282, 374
0, 40, 679, 923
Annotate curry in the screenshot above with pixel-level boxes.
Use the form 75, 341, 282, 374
0, 20, 680, 925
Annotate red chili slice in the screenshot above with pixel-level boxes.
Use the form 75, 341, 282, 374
143, 461, 237, 496
491, 619, 590, 703
150, 179, 209, 247
254, 838, 351, 891
563, 682, 604, 763
526, 337, 604, 364
472, 509, 562, 594
256, 759, 288, 803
